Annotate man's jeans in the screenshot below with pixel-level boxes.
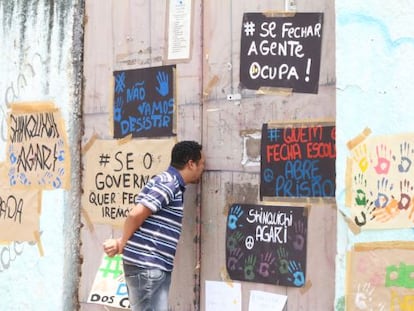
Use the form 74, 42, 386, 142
123, 263, 171, 311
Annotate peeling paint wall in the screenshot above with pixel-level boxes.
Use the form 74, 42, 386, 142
0, 1, 83, 310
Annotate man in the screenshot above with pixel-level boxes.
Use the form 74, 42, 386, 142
103, 140, 205, 311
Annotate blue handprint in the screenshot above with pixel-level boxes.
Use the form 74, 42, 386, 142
227, 205, 243, 230
156, 71, 169, 96
287, 260, 305, 287
397, 141, 414, 173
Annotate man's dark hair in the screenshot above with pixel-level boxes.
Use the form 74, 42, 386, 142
170, 140, 202, 169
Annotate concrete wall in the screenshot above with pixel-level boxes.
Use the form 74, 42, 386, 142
335, 0, 414, 309
0, 1, 83, 310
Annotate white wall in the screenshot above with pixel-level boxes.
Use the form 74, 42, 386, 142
0, 1, 83, 310
335, 0, 414, 309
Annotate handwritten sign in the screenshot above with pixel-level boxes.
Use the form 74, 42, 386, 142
240, 13, 324, 94
82, 138, 175, 226
260, 123, 336, 199
6, 102, 71, 190
347, 242, 414, 310
113, 65, 176, 138
88, 254, 129, 309
0, 189, 40, 242
347, 132, 414, 229
225, 203, 307, 287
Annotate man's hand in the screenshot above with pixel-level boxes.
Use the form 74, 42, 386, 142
103, 238, 121, 257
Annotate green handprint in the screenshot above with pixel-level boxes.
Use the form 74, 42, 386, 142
244, 255, 256, 280
227, 231, 243, 251
277, 247, 289, 274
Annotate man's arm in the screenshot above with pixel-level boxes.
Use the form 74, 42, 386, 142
103, 203, 152, 257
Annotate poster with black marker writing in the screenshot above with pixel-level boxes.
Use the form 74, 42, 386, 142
113, 65, 176, 138
240, 12, 323, 94
260, 123, 336, 199
225, 203, 308, 287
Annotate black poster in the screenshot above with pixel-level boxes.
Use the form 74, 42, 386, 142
240, 12, 323, 94
226, 203, 308, 287
113, 65, 176, 138
260, 123, 336, 199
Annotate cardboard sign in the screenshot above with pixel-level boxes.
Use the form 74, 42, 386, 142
82, 138, 175, 227
225, 203, 308, 287
113, 65, 176, 138
240, 12, 324, 94
6, 102, 71, 190
347, 242, 414, 310
347, 132, 414, 229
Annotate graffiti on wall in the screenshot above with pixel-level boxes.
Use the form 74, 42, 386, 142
0, 52, 49, 142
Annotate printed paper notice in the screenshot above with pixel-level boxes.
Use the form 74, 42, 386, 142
205, 280, 241, 311
249, 290, 287, 311
167, 0, 192, 61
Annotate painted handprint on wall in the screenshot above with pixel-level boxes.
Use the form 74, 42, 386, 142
244, 255, 256, 280
291, 220, 306, 251
227, 231, 244, 252
227, 248, 243, 271
277, 247, 289, 274
257, 252, 276, 278
352, 143, 369, 173
354, 201, 376, 227
371, 144, 393, 175
354, 282, 374, 310
397, 179, 413, 210
227, 204, 243, 230
397, 141, 414, 173
354, 173, 368, 207
155, 71, 169, 96
287, 260, 305, 287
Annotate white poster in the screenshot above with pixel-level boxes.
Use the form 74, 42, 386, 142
205, 280, 241, 311
249, 290, 287, 311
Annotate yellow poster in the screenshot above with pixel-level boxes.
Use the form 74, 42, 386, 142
346, 242, 414, 310
6, 102, 71, 190
346, 131, 414, 229
82, 137, 175, 227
